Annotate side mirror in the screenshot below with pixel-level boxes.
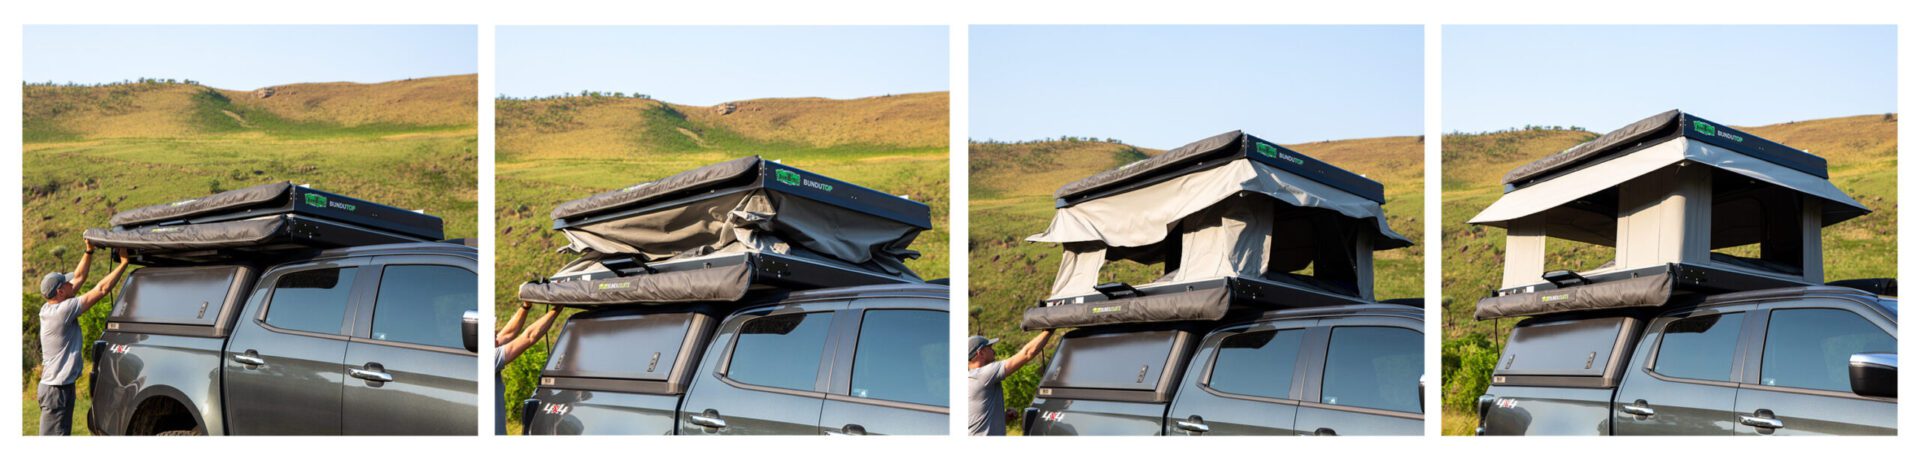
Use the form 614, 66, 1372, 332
1418, 374, 1428, 414
462, 310, 480, 353
1849, 353, 1896, 398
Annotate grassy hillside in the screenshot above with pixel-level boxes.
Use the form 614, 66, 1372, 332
1438, 114, 1898, 435
494, 91, 949, 433
968, 134, 1426, 432
20, 75, 478, 435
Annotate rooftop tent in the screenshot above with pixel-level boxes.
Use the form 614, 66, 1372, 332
1469, 110, 1871, 320
83, 182, 445, 265
1021, 131, 1412, 330
518, 156, 931, 308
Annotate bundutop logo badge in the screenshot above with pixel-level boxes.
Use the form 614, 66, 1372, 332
304, 192, 328, 208
1692, 120, 1717, 136
776, 169, 803, 186
1255, 141, 1279, 157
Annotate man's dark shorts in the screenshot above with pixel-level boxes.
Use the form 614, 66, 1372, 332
39, 383, 76, 436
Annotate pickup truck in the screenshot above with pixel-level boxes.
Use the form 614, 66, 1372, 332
520, 283, 948, 435
1476, 285, 1897, 435
1022, 303, 1424, 436
87, 242, 480, 435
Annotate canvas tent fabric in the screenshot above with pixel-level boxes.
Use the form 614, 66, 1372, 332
518, 260, 754, 306
1473, 271, 1674, 320
84, 216, 293, 250
551, 157, 760, 221
1021, 286, 1231, 330
1469, 136, 1870, 232
109, 182, 293, 227
552, 171, 923, 278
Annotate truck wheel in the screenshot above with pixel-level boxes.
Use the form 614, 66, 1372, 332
156, 429, 201, 436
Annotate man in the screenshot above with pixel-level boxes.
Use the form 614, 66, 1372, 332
495, 300, 562, 435
967, 329, 1054, 436
38, 241, 131, 435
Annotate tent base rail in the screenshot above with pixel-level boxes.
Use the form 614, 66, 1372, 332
523, 251, 919, 308
85, 214, 436, 266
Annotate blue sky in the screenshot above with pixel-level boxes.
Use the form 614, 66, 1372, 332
496, 26, 948, 104
970, 25, 1422, 149
24, 25, 477, 90
1444, 25, 1896, 133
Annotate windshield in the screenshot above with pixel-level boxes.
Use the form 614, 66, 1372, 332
544, 312, 698, 381
1040, 329, 1186, 391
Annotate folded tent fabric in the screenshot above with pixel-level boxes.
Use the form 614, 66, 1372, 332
110, 182, 293, 227
550, 156, 924, 279
517, 261, 755, 306
83, 216, 291, 250
1020, 285, 1232, 330
1472, 270, 1675, 320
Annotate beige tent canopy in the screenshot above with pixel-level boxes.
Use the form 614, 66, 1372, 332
518, 157, 930, 308
1021, 131, 1411, 330
1470, 111, 1871, 320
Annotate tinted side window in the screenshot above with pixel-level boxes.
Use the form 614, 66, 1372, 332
728, 312, 834, 392
263, 267, 359, 335
1321, 327, 1421, 413
1761, 308, 1894, 392
850, 310, 947, 407
1206, 328, 1306, 400
370, 265, 476, 349
1651, 312, 1745, 382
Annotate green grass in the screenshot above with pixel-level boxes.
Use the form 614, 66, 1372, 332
20, 368, 94, 436
21, 129, 479, 433
966, 137, 1425, 433
493, 95, 950, 432
1436, 115, 1898, 431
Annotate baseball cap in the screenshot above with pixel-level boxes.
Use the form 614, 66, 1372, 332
966, 335, 999, 358
40, 272, 71, 299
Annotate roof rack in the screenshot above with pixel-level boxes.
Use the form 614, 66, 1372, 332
84, 182, 444, 266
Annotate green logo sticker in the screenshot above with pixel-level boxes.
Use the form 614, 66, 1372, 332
1692, 120, 1716, 136
596, 281, 634, 291
1541, 294, 1571, 303
1255, 142, 1279, 157
1090, 306, 1123, 314
304, 193, 328, 208
775, 169, 834, 192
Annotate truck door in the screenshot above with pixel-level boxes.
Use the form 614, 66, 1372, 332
223, 257, 370, 435
1732, 300, 1896, 435
818, 298, 949, 435
342, 259, 479, 435
1165, 319, 1316, 436
1612, 305, 1751, 435
679, 301, 845, 435
1291, 318, 1423, 436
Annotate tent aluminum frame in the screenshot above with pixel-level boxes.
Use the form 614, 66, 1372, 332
1055, 131, 1386, 207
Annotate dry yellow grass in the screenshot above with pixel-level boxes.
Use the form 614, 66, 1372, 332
216, 74, 477, 127
674, 92, 948, 148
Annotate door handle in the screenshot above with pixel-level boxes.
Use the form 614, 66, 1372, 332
1740, 410, 1785, 430
231, 350, 265, 366
348, 363, 393, 383
688, 411, 728, 429
833, 424, 867, 436
1620, 400, 1656, 417
1313, 427, 1337, 436
1173, 417, 1210, 433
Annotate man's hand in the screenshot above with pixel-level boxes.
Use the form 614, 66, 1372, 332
117, 248, 130, 265
85, 240, 96, 254
78, 248, 134, 307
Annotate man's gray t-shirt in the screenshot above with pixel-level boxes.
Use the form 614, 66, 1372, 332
967, 361, 1008, 436
39, 297, 88, 386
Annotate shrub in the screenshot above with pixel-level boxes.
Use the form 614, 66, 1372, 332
1441, 333, 1501, 413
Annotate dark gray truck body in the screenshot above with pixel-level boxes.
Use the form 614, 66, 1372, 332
87, 243, 480, 435
1477, 286, 1897, 436
521, 283, 949, 435
1024, 304, 1424, 436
